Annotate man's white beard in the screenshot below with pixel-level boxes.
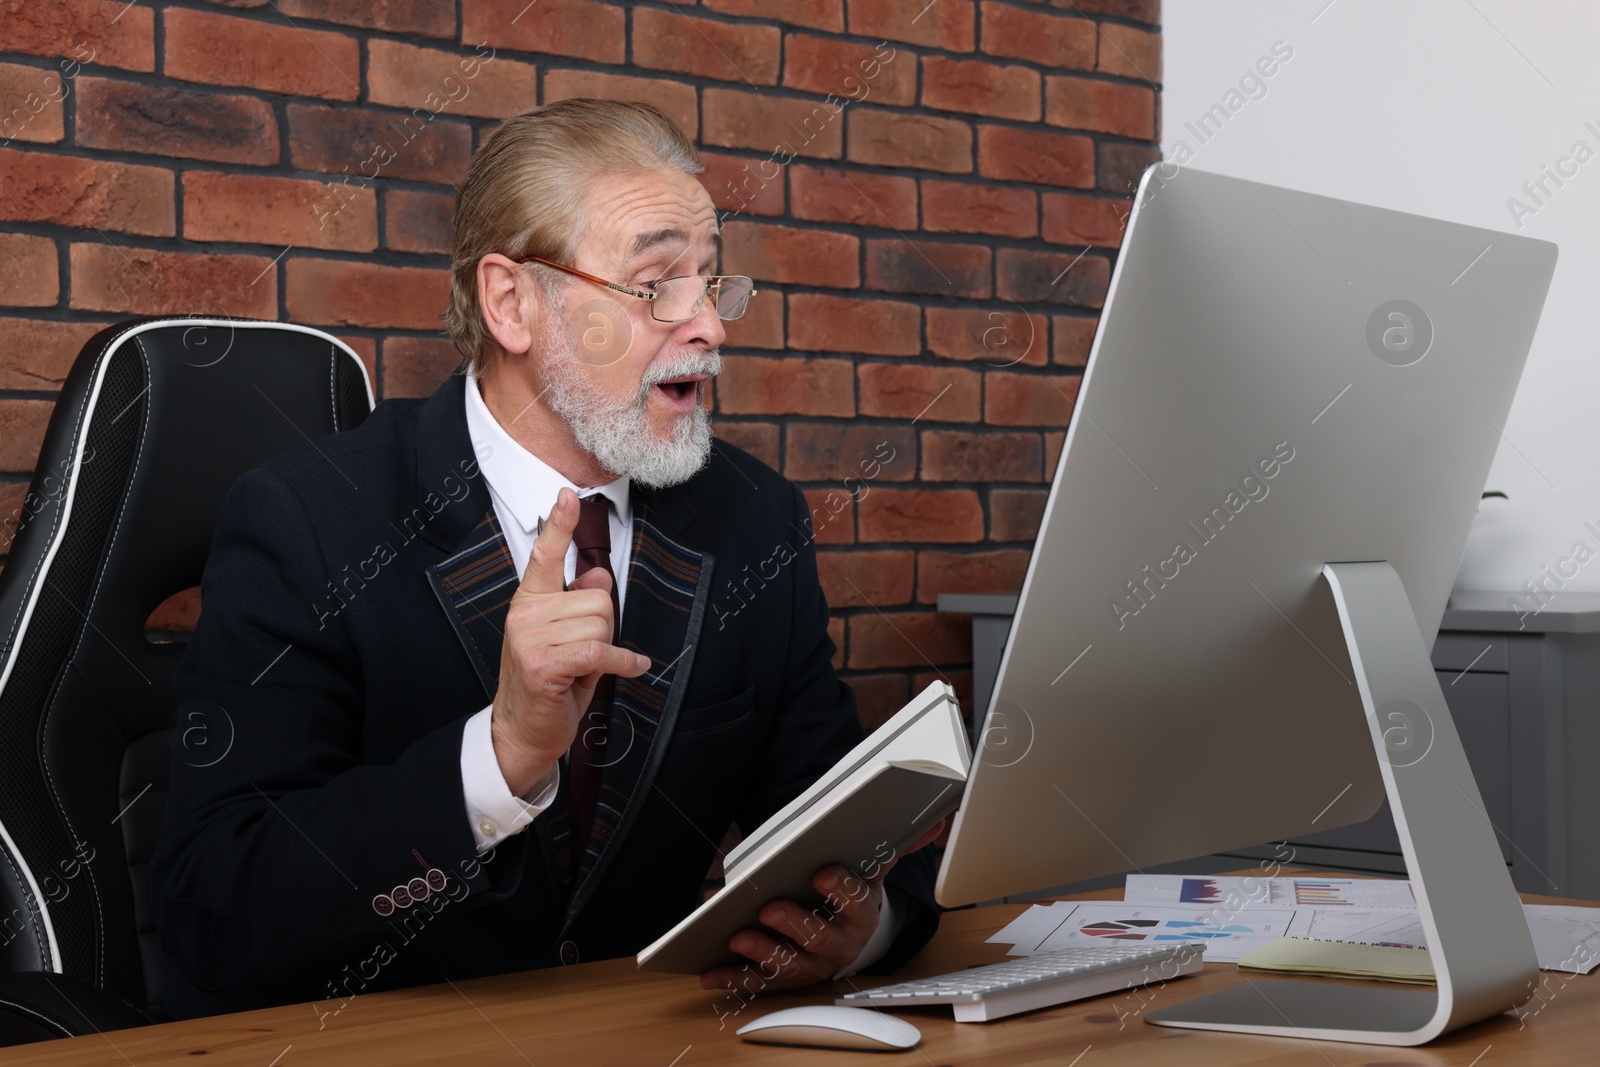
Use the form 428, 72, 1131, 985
537, 311, 720, 489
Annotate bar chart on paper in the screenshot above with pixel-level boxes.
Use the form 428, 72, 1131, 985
1171, 878, 1264, 905
1122, 874, 1417, 909
1291, 879, 1417, 908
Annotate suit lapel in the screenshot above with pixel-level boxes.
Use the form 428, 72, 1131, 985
563, 499, 715, 931
425, 508, 514, 697
425, 507, 580, 891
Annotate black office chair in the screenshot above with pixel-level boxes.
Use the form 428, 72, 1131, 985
0, 317, 373, 1043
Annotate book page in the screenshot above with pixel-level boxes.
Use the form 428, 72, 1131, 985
723, 682, 963, 878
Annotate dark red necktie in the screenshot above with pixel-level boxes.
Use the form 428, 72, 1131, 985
567, 494, 618, 853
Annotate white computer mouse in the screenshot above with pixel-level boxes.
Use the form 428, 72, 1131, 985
737, 1005, 921, 1051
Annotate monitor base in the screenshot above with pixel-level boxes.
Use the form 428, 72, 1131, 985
1147, 979, 1438, 1040
1146, 561, 1538, 1046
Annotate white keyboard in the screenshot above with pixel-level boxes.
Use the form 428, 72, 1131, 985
837, 943, 1204, 1022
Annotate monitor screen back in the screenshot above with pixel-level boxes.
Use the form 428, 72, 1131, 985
935, 165, 1559, 907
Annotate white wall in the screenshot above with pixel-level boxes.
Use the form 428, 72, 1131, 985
1161, 0, 1600, 597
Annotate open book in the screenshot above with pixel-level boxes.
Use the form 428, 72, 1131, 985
637, 680, 970, 974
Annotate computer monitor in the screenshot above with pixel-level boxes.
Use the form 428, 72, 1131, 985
935, 165, 1558, 1045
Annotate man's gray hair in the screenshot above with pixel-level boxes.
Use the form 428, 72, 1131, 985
444, 98, 704, 375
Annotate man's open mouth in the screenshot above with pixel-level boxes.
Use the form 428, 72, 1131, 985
654, 375, 707, 400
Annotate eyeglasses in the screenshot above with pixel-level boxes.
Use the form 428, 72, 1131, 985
515, 255, 758, 323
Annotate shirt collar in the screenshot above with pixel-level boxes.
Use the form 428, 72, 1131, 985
463, 372, 631, 534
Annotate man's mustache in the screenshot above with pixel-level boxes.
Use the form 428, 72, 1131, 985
639, 350, 722, 391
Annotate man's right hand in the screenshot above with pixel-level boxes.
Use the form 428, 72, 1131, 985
490, 486, 651, 796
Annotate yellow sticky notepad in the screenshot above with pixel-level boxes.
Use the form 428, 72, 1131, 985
1238, 937, 1436, 985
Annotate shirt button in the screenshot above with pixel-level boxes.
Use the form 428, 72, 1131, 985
479, 817, 498, 837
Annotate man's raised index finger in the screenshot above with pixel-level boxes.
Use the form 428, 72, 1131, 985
522, 486, 577, 595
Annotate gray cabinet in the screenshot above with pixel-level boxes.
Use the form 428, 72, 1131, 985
938, 590, 1600, 899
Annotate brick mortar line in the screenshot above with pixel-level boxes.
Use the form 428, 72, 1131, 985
621, 0, 1158, 61
151, 0, 456, 48
8, 223, 1121, 286
4, 70, 1156, 165
0, 145, 472, 199
5, 140, 1148, 202
6, 172, 1135, 251
3, 22, 1160, 104
151, 0, 165, 79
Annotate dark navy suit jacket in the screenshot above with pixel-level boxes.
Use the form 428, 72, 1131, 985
150, 372, 940, 1019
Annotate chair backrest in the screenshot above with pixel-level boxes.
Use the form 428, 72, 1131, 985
0, 318, 374, 1016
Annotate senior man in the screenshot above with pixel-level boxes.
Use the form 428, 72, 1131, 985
152, 98, 941, 1019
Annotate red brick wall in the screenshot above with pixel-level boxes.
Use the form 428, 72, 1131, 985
0, 0, 1162, 726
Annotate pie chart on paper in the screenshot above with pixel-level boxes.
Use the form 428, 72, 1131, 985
982, 903, 1302, 962
1080, 919, 1161, 940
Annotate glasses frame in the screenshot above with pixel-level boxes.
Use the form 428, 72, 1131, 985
514, 255, 757, 323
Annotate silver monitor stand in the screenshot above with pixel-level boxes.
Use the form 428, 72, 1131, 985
934, 165, 1559, 1046
1144, 561, 1538, 1042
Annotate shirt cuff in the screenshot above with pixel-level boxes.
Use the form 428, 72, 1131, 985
461, 704, 559, 853
832, 885, 903, 980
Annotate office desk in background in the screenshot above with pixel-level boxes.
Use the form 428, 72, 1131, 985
8, 870, 1594, 1065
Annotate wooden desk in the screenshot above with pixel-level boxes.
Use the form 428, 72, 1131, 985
10, 874, 1595, 1065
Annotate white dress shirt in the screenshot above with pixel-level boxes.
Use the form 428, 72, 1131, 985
455, 371, 896, 977
459, 371, 631, 853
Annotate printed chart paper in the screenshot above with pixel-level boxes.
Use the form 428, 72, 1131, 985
1294, 909, 1427, 949
1523, 905, 1600, 974
1121, 874, 1416, 909
1117, 876, 1600, 974
989, 901, 1301, 964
